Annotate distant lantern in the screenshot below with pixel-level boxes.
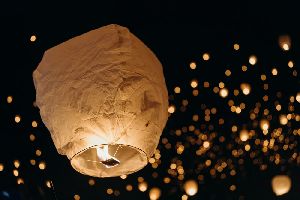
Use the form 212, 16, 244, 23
33, 24, 168, 178
271, 175, 291, 196
278, 35, 291, 51
240, 83, 251, 95
239, 130, 249, 142
149, 187, 161, 200
184, 180, 198, 196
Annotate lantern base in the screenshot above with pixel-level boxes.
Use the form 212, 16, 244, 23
70, 144, 148, 178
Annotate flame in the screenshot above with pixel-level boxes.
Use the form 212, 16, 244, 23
97, 145, 110, 161
96, 145, 121, 168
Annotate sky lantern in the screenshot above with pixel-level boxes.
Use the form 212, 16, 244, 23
184, 179, 198, 196
271, 175, 291, 196
33, 24, 168, 177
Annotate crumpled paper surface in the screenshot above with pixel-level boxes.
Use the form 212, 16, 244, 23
33, 24, 168, 177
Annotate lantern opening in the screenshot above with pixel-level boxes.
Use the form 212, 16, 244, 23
70, 144, 148, 177
96, 145, 120, 168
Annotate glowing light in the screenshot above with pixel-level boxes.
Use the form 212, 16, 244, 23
296, 93, 300, 103
204, 82, 210, 88
190, 62, 196, 69
279, 115, 288, 125
15, 115, 21, 123
245, 144, 251, 151
29, 134, 35, 141
74, 194, 81, 200
184, 180, 198, 196
202, 53, 210, 61
242, 65, 247, 71
30, 159, 36, 165
225, 69, 231, 76
261, 74, 267, 81
36, 149, 42, 156
96, 145, 120, 168
88, 178, 95, 186
233, 43, 240, 50
182, 194, 188, 200
168, 105, 176, 114
203, 141, 210, 148
190, 80, 198, 88
39, 162, 46, 170
240, 83, 251, 95
219, 88, 228, 98
126, 184, 133, 191
229, 185, 236, 191
272, 175, 291, 196
219, 82, 225, 89
260, 120, 269, 131
272, 68, 278, 75
288, 61, 294, 68
149, 187, 161, 200
235, 107, 241, 114
249, 55, 257, 65
17, 178, 24, 184
138, 182, 148, 192
240, 130, 249, 142
46, 180, 52, 188
0, 163, 4, 171
13, 169, 19, 177
120, 174, 127, 179
106, 188, 113, 195
174, 87, 181, 93
30, 35, 37, 42
7, 96, 13, 103
282, 44, 289, 50
32, 121, 38, 127
13, 160, 20, 168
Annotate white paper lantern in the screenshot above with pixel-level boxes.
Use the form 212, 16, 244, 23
149, 187, 161, 200
33, 24, 168, 177
271, 175, 291, 196
184, 180, 198, 196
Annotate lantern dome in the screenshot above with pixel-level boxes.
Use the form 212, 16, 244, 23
33, 24, 168, 177
271, 175, 291, 196
184, 179, 198, 196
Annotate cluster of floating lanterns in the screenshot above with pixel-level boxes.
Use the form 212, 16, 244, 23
167, 34, 299, 197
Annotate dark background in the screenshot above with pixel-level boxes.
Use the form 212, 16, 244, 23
0, 1, 300, 199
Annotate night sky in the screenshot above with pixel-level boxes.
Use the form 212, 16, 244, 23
0, 1, 300, 200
